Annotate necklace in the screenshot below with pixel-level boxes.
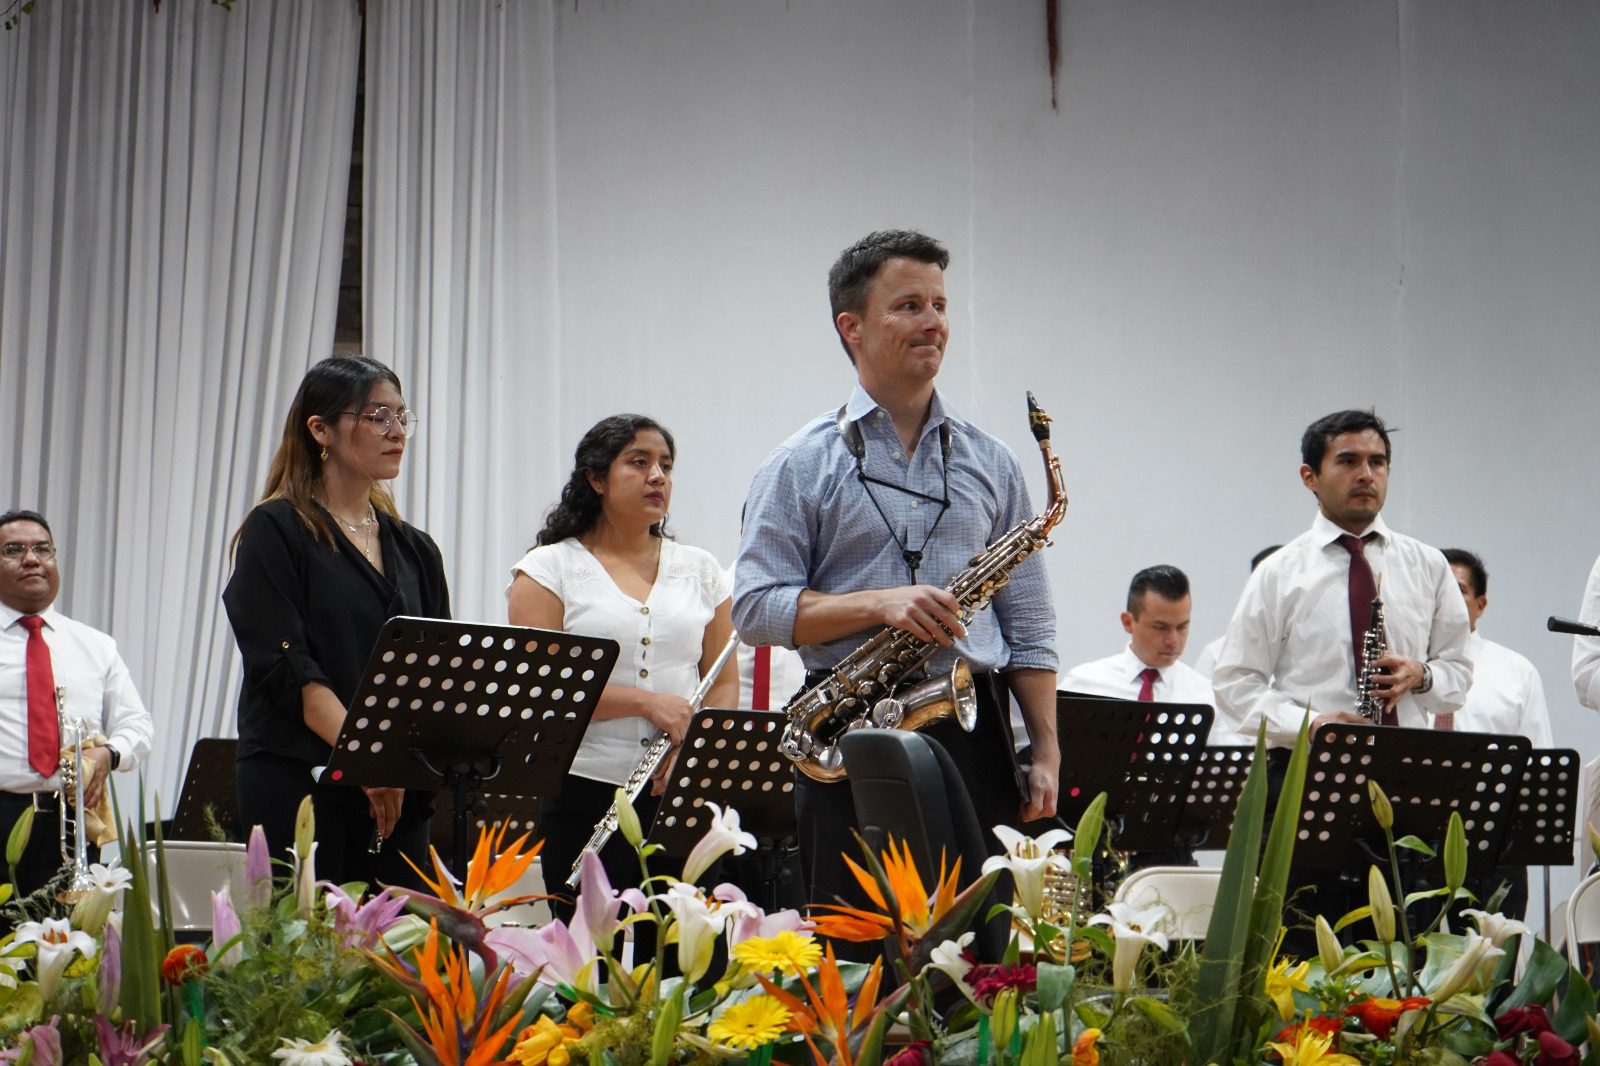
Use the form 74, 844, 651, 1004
323, 501, 376, 561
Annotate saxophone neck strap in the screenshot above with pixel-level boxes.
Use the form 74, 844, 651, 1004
835, 404, 953, 583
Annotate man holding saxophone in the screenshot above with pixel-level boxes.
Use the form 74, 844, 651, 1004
0, 510, 152, 902
733, 230, 1059, 919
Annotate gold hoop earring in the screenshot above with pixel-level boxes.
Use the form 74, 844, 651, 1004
320, 446, 329, 462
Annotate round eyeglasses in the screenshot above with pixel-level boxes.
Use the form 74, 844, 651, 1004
1, 542, 55, 561
339, 406, 421, 438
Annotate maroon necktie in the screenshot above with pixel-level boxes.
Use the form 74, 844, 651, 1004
1338, 533, 1394, 725
1137, 667, 1159, 702
19, 615, 60, 778
751, 646, 771, 711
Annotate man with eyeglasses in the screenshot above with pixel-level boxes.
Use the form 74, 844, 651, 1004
0, 509, 152, 904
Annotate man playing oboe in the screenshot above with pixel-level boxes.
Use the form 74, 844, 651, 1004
1214, 409, 1471, 745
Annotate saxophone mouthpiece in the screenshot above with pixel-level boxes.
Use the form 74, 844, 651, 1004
1026, 391, 1052, 443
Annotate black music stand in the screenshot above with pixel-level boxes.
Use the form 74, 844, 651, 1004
1174, 746, 1255, 852
647, 709, 797, 908
324, 617, 617, 876
1053, 694, 1215, 853
1294, 725, 1532, 888
169, 738, 240, 841
1501, 748, 1581, 936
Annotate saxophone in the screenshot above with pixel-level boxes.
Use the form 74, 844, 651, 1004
1354, 581, 1388, 721
779, 392, 1069, 783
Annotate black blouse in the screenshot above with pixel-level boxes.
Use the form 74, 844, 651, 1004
224, 498, 452, 765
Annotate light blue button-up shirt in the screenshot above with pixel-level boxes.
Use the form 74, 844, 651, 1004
733, 384, 1057, 676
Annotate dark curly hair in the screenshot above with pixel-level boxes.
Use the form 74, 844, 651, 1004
534, 414, 676, 547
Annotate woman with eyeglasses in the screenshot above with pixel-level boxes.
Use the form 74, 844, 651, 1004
224, 355, 448, 888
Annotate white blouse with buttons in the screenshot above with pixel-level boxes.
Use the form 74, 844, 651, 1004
508, 537, 732, 785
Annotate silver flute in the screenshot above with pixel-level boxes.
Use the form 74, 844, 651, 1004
564, 632, 741, 888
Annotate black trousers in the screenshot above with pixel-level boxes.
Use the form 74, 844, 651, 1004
0, 791, 99, 917
794, 672, 1023, 962
235, 752, 432, 892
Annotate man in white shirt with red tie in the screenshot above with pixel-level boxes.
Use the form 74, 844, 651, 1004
1061, 565, 1245, 744
1213, 410, 1472, 936
0, 510, 153, 904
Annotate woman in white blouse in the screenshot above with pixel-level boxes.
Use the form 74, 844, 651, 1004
508, 414, 736, 913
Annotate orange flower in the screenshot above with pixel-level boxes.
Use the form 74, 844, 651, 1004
1274, 1015, 1343, 1045
757, 941, 884, 1066
408, 918, 525, 1066
406, 822, 544, 915
1344, 995, 1430, 1040
808, 837, 961, 943
1072, 1027, 1101, 1066
161, 944, 208, 985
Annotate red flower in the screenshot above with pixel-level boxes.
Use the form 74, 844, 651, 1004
884, 1039, 932, 1066
1481, 1053, 1521, 1066
1344, 995, 1430, 1039
967, 963, 1037, 1005
1273, 1015, 1342, 1045
1535, 1030, 1579, 1066
1495, 1003, 1554, 1039
160, 943, 208, 985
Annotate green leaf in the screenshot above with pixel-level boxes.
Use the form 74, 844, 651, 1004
0, 983, 43, 1031
1036, 962, 1074, 1012
1073, 792, 1107, 869
1182, 722, 1269, 1064
1335, 905, 1373, 933
650, 981, 685, 1066
856, 1000, 891, 1066
1130, 993, 1188, 1034
1553, 961, 1597, 1045
1394, 835, 1438, 858
1498, 937, 1567, 1011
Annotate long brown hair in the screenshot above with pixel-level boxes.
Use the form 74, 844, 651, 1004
231, 356, 405, 556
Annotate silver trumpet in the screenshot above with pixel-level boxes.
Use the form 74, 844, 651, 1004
564, 632, 742, 888
54, 687, 95, 904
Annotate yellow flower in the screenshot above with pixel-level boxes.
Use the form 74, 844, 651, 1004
1265, 954, 1312, 1021
707, 994, 793, 1049
1072, 1027, 1101, 1066
1265, 1030, 1361, 1066
509, 1015, 586, 1066
733, 930, 824, 975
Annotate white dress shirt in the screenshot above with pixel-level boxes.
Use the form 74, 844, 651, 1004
1446, 630, 1552, 745
1192, 635, 1224, 680
1061, 645, 1246, 745
0, 604, 153, 794
509, 538, 732, 785
1574, 553, 1600, 712
1213, 511, 1473, 749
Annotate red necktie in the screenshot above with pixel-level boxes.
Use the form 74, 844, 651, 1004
1337, 533, 1395, 726
1137, 667, 1159, 702
1433, 712, 1455, 731
751, 646, 771, 711
19, 615, 60, 778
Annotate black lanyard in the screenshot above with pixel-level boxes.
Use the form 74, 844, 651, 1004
836, 406, 953, 584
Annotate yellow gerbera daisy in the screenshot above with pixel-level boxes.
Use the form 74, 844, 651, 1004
707, 994, 793, 1050
733, 930, 824, 975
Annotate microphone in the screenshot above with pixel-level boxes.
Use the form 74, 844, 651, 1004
1547, 616, 1600, 637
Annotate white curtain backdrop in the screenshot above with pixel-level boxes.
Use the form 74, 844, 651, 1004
0, 0, 361, 814
365, 0, 563, 626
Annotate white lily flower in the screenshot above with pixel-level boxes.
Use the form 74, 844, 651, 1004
681, 801, 758, 885
1428, 929, 1506, 1004
1088, 900, 1171, 992
1461, 908, 1532, 948
982, 825, 1071, 923
71, 861, 134, 935
652, 880, 751, 982
928, 932, 979, 1004
271, 1028, 353, 1066
14, 916, 97, 1000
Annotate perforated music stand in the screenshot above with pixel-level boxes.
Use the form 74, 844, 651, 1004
169, 738, 240, 841
1174, 746, 1255, 851
1054, 694, 1214, 852
1294, 724, 1531, 879
647, 709, 796, 906
1501, 748, 1581, 938
324, 617, 617, 876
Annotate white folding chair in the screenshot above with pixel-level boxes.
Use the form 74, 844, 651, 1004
1564, 869, 1600, 968
136, 840, 250, 936
1112, 866, 1224, 941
